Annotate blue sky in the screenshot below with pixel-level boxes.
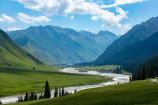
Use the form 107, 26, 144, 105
0, 0, 158, 35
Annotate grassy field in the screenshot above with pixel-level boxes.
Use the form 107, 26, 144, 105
79, 65, 119, 72
12, 80, 158, 105
0, 67, 109, 97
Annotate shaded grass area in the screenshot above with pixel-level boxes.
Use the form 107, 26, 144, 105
12, 80, 158, 105
0, 67, 109, 97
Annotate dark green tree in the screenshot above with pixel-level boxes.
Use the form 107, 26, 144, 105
141, 67, 146, 80
30, 92, 36, 100
34, 92, 38, 100
44, 81, 51, 98
62, 87, 65, 96
24, 92, 29, 101
74, 89, 77, 93
129, 75, 132, 82
0, 100, 2, 104
54, 87, 58, 97
131, 74, 135, 81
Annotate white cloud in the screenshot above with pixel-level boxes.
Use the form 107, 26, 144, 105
120, 24, 132, 34
16, 0, 63, 15
15, 0, 128, 30
15, 0, 146, 33
17, 13, 51, 23
70, 15, 74, 20
101, 0, 146, 8
7, 27, 22, 31
91, 16, 99, 21
115, 0, 146, 5
0, 14, 15, 23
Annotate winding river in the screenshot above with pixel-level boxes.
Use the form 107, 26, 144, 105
0, 68, 130, 104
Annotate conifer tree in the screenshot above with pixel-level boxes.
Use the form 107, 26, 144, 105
34, 92, 38, 100
54, 87, 58, 97
131, 74, 135, 81
62, 87, 65, 96
30, 92, 36, 100
74, 89, 77, 93
142, 67, 146, 80
24, 92, 29, 101
44, 81, 51, 98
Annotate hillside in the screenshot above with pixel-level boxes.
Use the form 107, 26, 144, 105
9, 26, 118, 65
0, 29, 42, 67
98, 31, 158, 70
11, 80, 158, 105
94, 16, 158, 66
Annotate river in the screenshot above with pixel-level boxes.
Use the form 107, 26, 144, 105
0, 68, 130, 104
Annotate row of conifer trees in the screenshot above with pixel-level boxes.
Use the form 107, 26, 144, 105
17, 81, 77, 103
129, 66, 158, 81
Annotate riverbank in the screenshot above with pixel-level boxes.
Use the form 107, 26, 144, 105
4, 68, 130, 105
1, 68, 129, 104
0, 67, 111, 104
19, 80, 158, 105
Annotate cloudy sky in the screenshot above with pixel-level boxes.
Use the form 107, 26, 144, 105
0, 0, 158, 34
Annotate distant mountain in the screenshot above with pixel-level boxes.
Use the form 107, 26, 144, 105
94, 16, 158, 66
79, 30, 117, 48
0, 29, 42, 67
9, 25, 118, 65
105, 31, 158, 70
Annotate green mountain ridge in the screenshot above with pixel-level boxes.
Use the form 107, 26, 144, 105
102, 31, 158, 71
9, 25, 118, 65
0, 29, 42, 67
93, 16, 158, 67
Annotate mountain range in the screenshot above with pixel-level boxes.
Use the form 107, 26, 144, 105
4, 15, 158, 73
0, 29, 42, 67
93, 16, 158, 69
9, 25, 118, 65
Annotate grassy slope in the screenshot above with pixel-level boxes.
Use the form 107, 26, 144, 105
0, 29, 41, 67
13, 80, 158, 105
0, 67, 109, 97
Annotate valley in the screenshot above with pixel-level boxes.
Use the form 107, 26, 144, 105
0, 1, 158, 105
0, 67, 128, 104
0, 67, 108, 97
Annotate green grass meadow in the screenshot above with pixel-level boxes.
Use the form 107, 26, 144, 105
0, 67, 109, 97
11, 80, 158, 105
